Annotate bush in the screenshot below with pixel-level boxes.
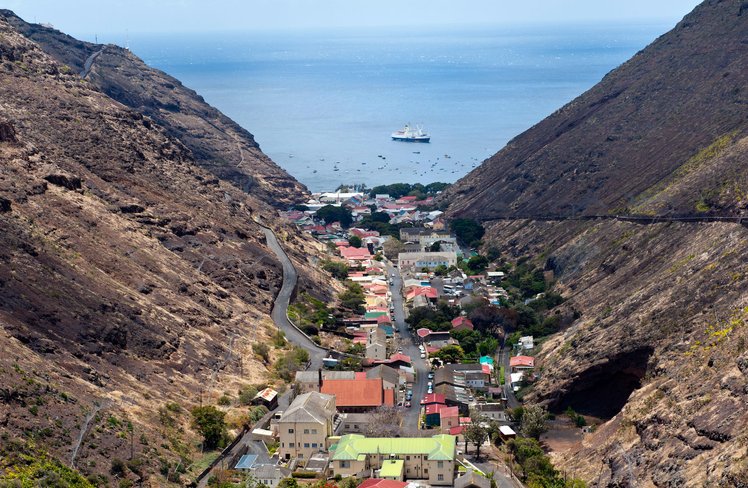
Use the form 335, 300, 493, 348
321, 260, 349, 280
238, 386, 258, 405
450, 218, 485, 245
217, 395, 232, 406
110, 458, 126, 477
253, 343, 270, 363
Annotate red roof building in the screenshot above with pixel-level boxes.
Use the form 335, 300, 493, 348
509, 355, 535, 370
451, 316, 474, 330
340, 247, 372, 260
358, 479, 409, 488
416, 328, 432, 338
421, 393, 446, 405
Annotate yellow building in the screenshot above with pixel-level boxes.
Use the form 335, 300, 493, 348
278, 392, 336, 461
331, 434, 456, 486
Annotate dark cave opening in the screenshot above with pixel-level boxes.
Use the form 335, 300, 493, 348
551, 347, 653, 420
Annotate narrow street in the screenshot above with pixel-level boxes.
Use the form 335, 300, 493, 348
387, 262, 429, 432
496, 342, 520, 410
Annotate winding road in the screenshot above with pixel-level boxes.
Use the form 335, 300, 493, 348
256, 218, 327, 370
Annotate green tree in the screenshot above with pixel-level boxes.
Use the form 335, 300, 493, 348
464, 421, 489, 459
339, 282, 366, 314
382, 237, 405, 260
316, 205, 353, 228
321, 260, 349, 280
348, 235, 363, 248
190, 406, 228, 450
467, 255, 489, 273
450, 218, 485, 246
432, 344, 465, 363
433, 264, 448, 276
277, 478, 299, 488
521, 404, 549, 440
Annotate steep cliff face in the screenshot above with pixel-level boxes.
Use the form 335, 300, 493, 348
440, 1, 748, 486
0, 9, 308, 207
443, 0, 748, 220
0, 15, 325, 483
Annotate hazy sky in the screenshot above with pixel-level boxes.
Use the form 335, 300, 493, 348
6, 0, 703, 38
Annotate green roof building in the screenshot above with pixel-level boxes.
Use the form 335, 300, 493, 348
331, 434, 456, 486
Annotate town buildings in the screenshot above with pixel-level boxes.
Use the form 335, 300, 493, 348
277, 392, 336, 461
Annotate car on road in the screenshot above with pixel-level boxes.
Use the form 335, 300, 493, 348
420, 353, 426, 359
405, 401, 411, 408
427, 372, 434, 379
427, 387, 433, 394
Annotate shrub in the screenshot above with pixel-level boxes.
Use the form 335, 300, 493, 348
110, 458, 126, 477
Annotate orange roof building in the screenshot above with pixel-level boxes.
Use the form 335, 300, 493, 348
320, 378, 395, 412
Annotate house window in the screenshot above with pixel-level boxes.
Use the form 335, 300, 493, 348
304, 443, 310, 448
312, 443, 318, 448
340, 461, 350, 468
299, 453, 303, 459
438, 474, 444, 481
288, 429, 294, 433
437, 461, 444, 468
424, 469, 428, 474
303, 429, 309, 434
289, 443, 295, 448
406, 456, 410, 460
345, 424, 350, 429
311, 429, 318, 434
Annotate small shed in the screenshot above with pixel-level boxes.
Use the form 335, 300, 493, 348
253, 388, 278, 410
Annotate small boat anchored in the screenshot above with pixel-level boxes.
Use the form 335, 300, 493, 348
391, 124, 430, 143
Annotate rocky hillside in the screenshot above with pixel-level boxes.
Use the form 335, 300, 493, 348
484, 219, 748, 486
442, 1, 748, 486
0, 14, 327, 485
443, 0, 748, 220
0, 9, 307, 207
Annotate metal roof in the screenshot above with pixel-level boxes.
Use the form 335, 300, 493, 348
234, 454, 258, 470
332, 434, 456, 461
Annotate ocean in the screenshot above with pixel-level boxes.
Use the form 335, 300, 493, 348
130, 23, 670, 192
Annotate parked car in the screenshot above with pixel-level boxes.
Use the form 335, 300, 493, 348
405, 401, 412, 408
420, 353, 426, 359
427, 372, 434, 379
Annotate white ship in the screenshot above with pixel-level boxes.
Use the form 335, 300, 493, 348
391, 124, 430, 143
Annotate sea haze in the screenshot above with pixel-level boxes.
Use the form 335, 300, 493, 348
131, 23, 670, 192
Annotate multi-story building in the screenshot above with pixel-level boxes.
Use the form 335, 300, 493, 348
331, 434, 456, 486
277, 392, 336, 461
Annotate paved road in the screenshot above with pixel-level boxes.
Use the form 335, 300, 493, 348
469, 455, 524, 488
387, 263, 429, 432
80, 47, 104, 78
497, 343, 520, 410
258, 222, 327, 370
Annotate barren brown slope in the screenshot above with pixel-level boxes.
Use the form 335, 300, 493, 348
0, 9, 307, 207
482, 219, 748, 487
443, 0, 748, 220
0, 16, 327, 484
